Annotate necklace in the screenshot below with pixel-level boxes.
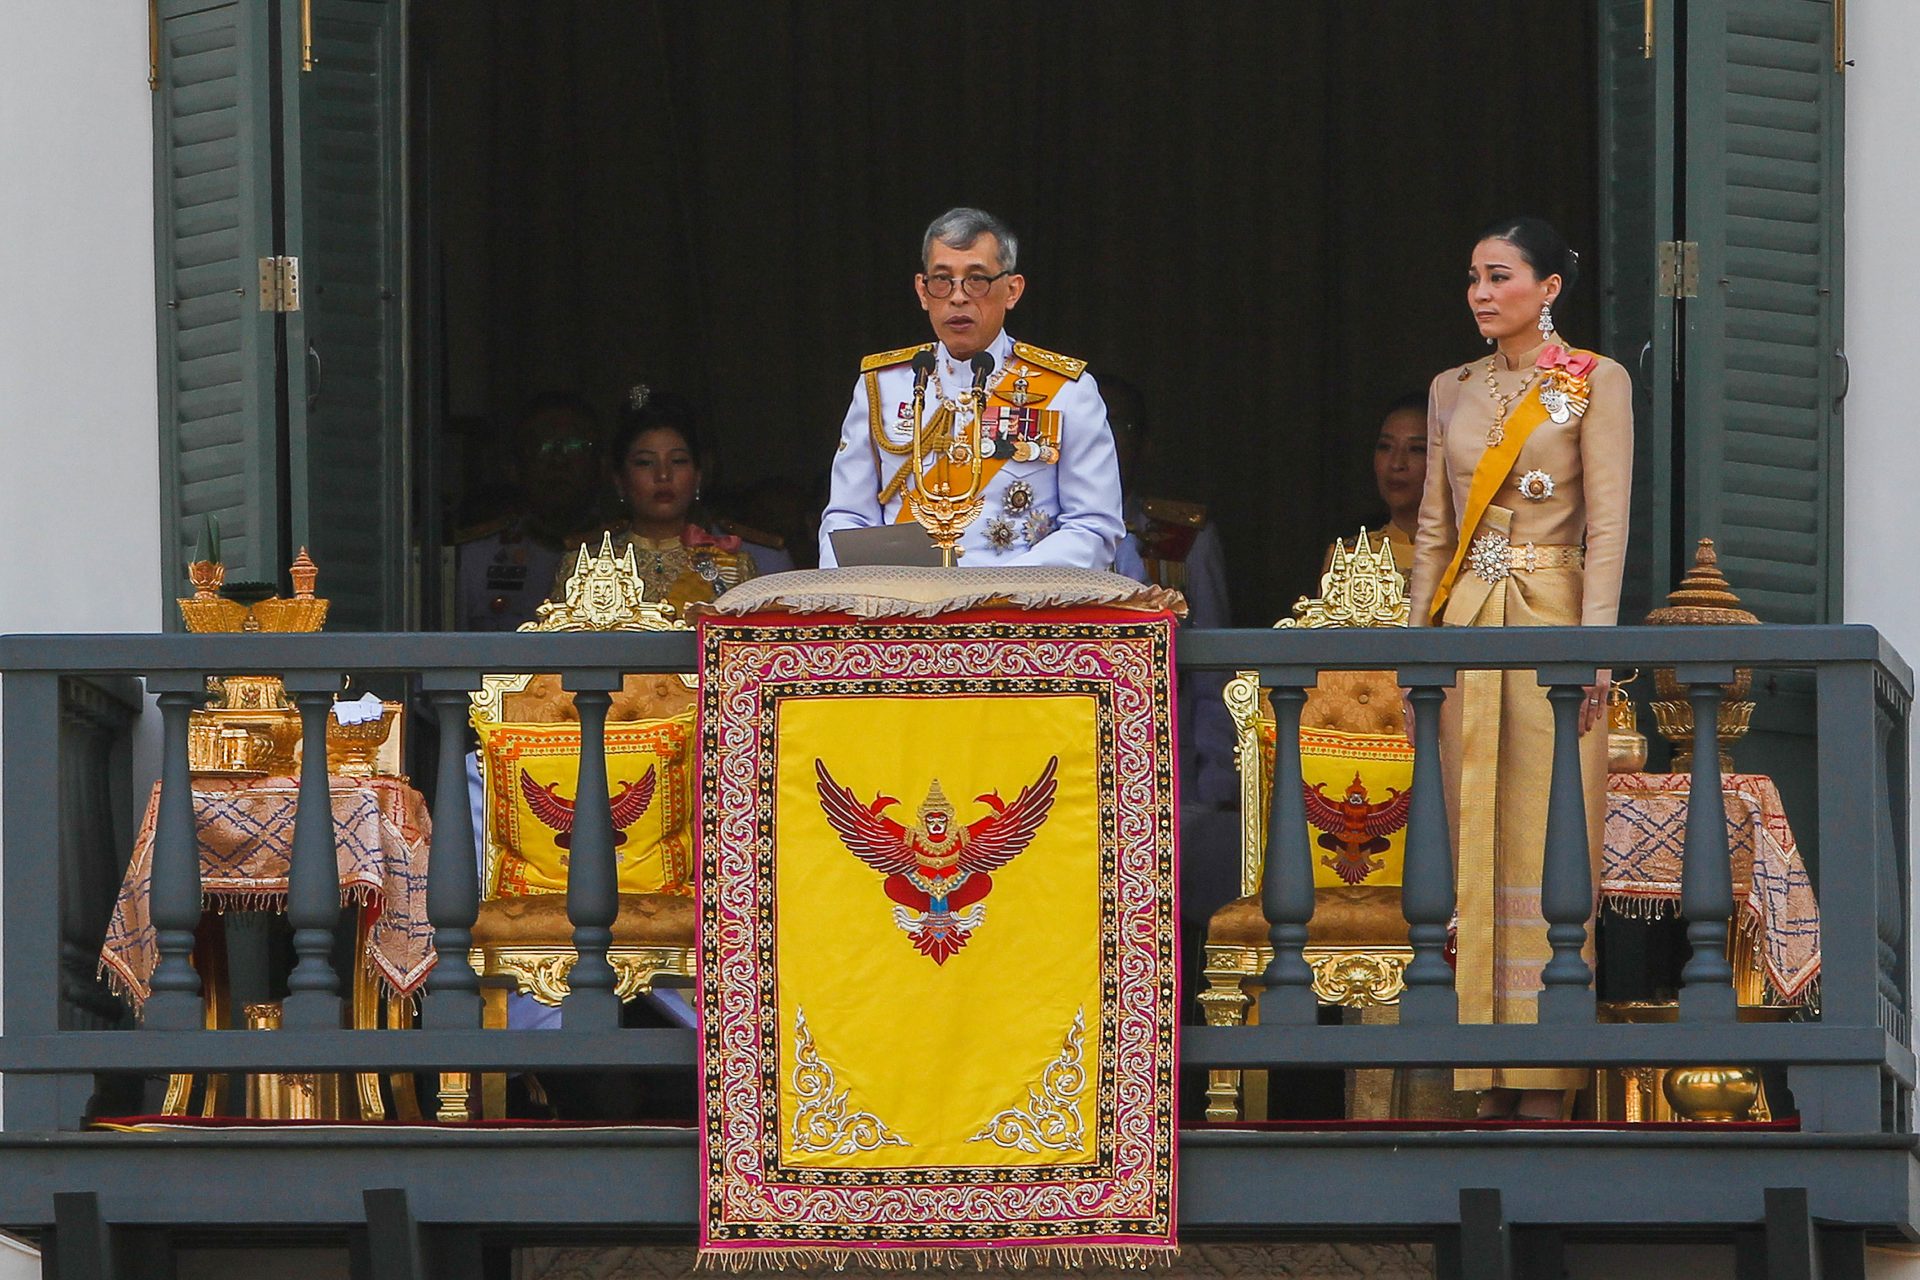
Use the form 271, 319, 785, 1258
1482, 354, 1539, 447
929, 359, 1010, 415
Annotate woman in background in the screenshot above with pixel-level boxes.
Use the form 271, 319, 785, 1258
555, 388, 758, 616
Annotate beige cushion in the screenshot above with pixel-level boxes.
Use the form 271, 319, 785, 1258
1302, 671, 1405, 736
1208, 886, 1409, 948
472, 891, 696, 949
500, 672, 696, 723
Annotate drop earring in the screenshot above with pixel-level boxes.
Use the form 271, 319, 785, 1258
1538, 303, 1555, 338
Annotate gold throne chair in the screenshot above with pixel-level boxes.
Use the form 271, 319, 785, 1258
461, 534, 699, 1118
1201, 531, 1416, 1121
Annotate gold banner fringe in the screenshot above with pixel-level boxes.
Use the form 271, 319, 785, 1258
697, 1245, 1179, 1273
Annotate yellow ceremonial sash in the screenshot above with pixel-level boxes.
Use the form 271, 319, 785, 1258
1426, 353, 1592, 623
892, 365, 1068, 523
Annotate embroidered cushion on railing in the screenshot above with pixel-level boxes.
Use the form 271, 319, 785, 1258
1208, 887, 1409, 948
696, 566, 1184, 619
476, 712, 695, 897
499, 672, 696, 723
471, 889, 696, 948
1256, 722, 1415, 889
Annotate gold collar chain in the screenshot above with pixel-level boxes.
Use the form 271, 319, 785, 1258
1482, 354, 1540, 447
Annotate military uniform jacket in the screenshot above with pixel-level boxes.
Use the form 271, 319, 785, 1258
817, 330, 1125, 569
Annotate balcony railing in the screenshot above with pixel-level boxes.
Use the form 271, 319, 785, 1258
0, 624, 1911, 1272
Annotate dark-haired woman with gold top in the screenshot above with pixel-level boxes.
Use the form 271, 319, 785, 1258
1406, 217, 1633, 1122
550, 389, 758, 618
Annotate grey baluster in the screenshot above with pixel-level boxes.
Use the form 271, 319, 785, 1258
422, 681, 482, 1029
1399, 675, 1458, 1025
1259, 678, 1318, 1025
1537, 672, 1596, 1022
564, 677, 623, 1026
283, 681, 343, 1027
1678, 670, 1736, 1020
145, 679, 205, 1030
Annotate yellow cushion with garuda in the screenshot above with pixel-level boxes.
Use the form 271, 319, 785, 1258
1257, 722, 1414, 889
477, 712, 695, 897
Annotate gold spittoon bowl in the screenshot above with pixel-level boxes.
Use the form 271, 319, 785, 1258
1645, 538, 1760, 772
325, 703, 402, 778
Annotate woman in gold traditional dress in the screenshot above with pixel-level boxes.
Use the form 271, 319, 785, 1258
1406, 217, 1632, 1121
554, 390, 758, 616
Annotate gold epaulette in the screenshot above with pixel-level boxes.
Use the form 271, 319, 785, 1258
1011, 342, 1087, 381
861, 343, 934, 373
715, 518, 785, 551
1143, 497, 1207, 528
452, 515, 512, 544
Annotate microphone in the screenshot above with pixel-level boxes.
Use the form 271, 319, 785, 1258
968, 352, 995, 390
911, 348, 937, 393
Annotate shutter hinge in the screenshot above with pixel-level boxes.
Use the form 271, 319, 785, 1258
1657, 241, 1699, 299
258, 257, 301, 312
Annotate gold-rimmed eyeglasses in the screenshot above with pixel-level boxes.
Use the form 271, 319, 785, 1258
920, 270, 1011, 300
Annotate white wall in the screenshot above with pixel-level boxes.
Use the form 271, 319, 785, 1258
1845, 5, 1920, 651
0, 0, 161, 1164
0, 5, 162, 633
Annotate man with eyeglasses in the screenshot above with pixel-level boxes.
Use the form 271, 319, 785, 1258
818, 207, 1124, 568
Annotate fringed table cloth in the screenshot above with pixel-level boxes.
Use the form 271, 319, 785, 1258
1602, 771, 1819, 1004
100, 774, 435, 1007
695, 568, 1180, 1267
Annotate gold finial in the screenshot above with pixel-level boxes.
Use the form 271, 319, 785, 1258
289, 546, 319, 599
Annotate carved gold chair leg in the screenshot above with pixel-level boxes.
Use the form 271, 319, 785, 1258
164, 916, 232, 1117
351, 907, 386, 1121
480, 982, 511, 1121
1199, 944, 1255, 1123
437, 1073, 473, 1123
385, 991, 424, 1123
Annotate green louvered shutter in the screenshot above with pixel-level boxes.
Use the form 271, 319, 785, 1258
282, 0, 409, 631
1596, 0, 1680, 622
1680, 0, 1845, 624
152, 0, 283, 608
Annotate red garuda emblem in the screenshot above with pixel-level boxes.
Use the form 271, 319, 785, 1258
1303, 772, 1411, 886
519, 765, 656, 853
815, 756, 1059, 964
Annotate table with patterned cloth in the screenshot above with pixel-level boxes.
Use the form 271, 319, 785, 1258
99, 774, 435, 1007
1602, 772, 1819, 1004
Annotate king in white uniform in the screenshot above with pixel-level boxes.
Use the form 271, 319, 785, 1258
818, 208, 1124, 569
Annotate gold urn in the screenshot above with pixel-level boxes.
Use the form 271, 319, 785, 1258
1606, 673, 1648, 774
1646, 539, 1759, 772
1662, 1066, 1763, 1122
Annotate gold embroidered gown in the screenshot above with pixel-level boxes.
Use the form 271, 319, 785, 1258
551, 523, 759, 619
1406, 336, 1633, 1092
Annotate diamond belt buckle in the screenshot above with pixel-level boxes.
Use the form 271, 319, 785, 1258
1467, 531, 1511, 584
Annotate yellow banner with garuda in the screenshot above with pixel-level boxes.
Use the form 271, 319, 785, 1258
697, 605, 1178, 1266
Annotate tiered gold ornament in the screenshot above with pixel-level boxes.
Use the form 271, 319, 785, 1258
179, 548, 334, 776
1645, 539, 1759, 771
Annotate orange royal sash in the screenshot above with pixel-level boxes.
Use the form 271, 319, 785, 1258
1426, 352, 1594, 623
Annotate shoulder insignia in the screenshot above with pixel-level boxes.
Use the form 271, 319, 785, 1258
861, 343, 934, 373
1011, 342, 1086, 381
715, 518, 785, 551
1143, 497, 1207, 528
453, 516, 512, 544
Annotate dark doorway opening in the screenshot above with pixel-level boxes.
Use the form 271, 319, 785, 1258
410, 0, 1601, 627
